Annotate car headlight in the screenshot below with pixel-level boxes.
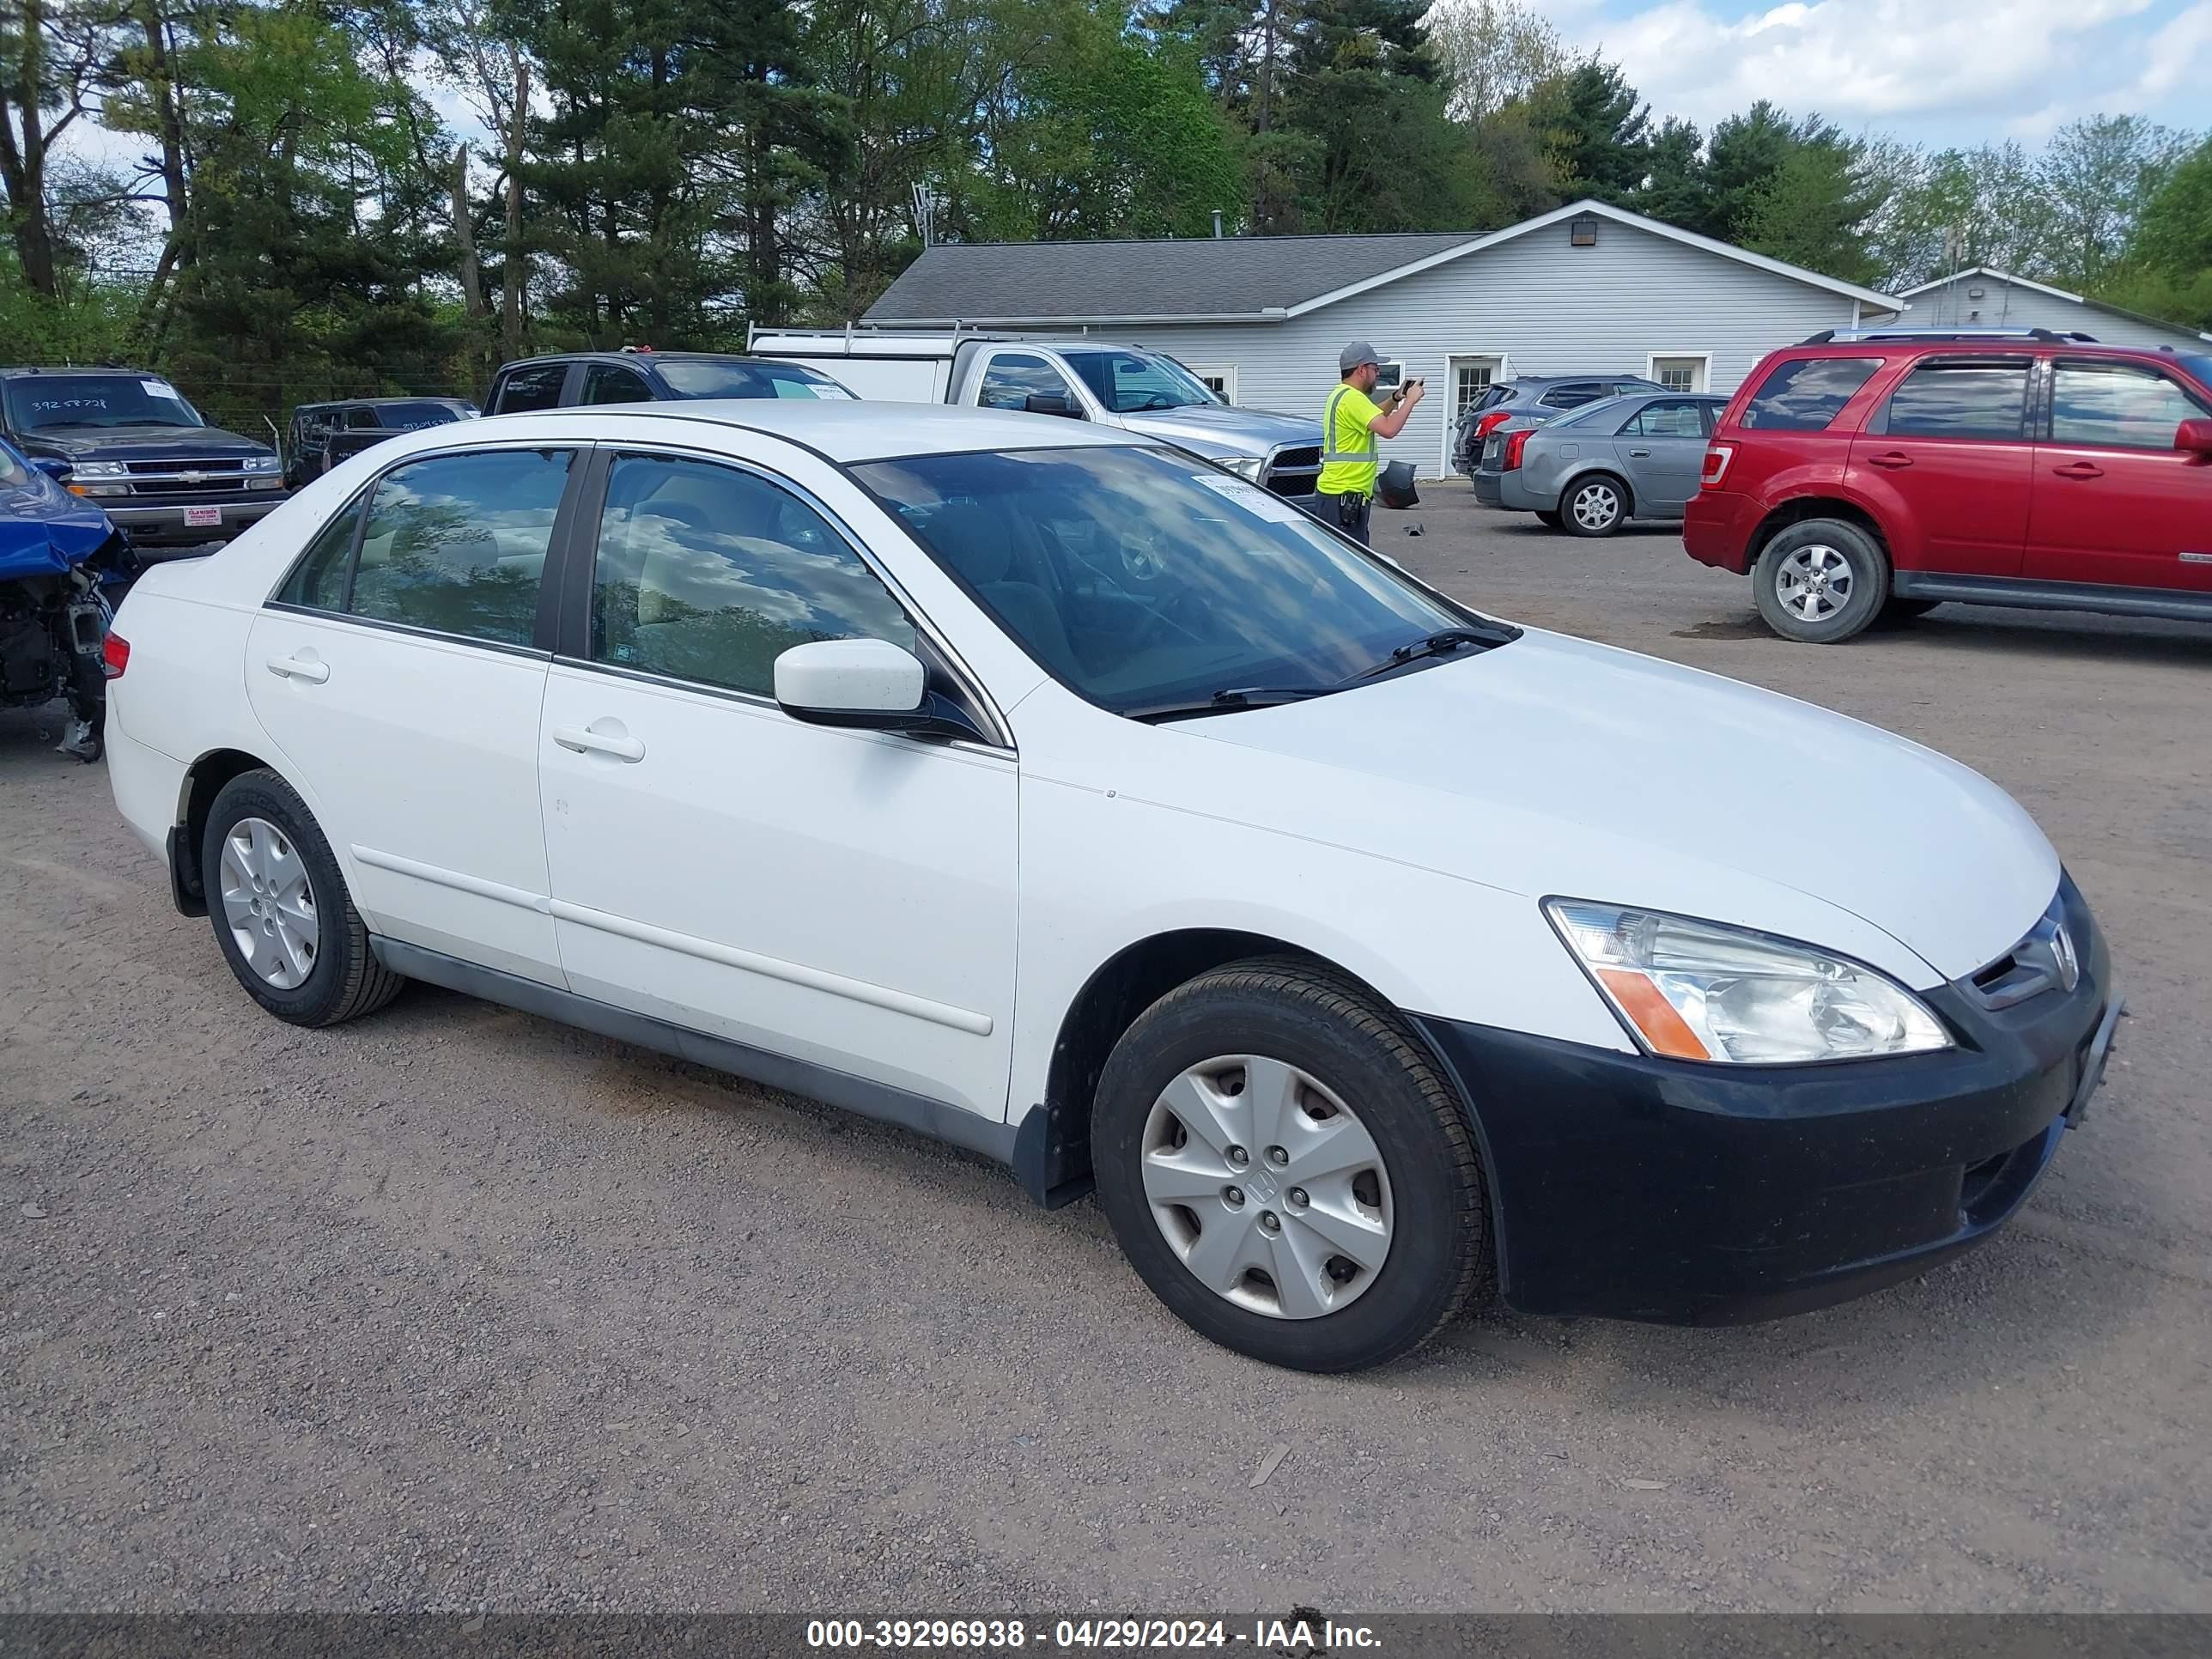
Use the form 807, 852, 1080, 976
69, 459, 130, 481
1545, 899, 1951, 1064
242, 455, 281, 473
1220, 455, 1266, 482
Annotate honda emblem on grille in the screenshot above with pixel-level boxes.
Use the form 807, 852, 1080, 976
2051, 924, 2080, 993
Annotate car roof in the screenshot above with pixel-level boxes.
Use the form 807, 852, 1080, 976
1776, 335, 2191, 367
1, 364, 160, 378
481, 399, 1152, 464
498, 350, 762, 368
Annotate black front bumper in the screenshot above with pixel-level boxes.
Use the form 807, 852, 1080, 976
1413, 876, 2118, 1324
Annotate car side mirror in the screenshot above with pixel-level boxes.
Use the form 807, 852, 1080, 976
30, 456, 71, 484
774, 638, 981, 742
1024, 392, 1082, 419
2176, 418, 2212, 458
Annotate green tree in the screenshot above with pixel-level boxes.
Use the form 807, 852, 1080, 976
1740, 131, 1887, 286
1698, 100, 1796, 243
2038, 113, 2191, 290
1527, 60, 1648, 204
1636, 115, 1709, 232
1271, 0, 1474, 233
2106, 137, 2212, 330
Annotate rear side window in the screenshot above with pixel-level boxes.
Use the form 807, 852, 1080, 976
1741, 357, 1881, 431
2051, 362, 2210, 449
581, 363, 653, 405
492, 363, 568, 414
588, 453, 915, 696
1881, 359, 2030, 441
277, 497, 364, 611
1539, 382, 1602, 409
1622, 399, 1708, 438
345, 449, 574, 646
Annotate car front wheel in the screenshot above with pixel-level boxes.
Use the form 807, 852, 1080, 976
1754, 520, 1888, 642
1091, 957, 1490, 1371
202, 769, 404, 1027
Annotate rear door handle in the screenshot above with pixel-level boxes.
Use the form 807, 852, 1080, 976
2053, 462, 2105, 480
1627, 448, 1652, 458
267, 656, 330, 684
553, 724, 645, 762
1866, 452, 1914, 470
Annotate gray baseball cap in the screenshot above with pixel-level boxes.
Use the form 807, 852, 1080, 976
1339, 340, 1382, 374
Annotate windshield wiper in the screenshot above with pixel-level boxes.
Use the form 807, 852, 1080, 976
1122, 685, 1328, 724
1344, 627, 1504, 684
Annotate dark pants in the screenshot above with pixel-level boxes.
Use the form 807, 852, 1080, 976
1311, 489, 1371, 545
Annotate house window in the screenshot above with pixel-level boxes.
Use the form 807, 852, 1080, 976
1570, 214, 1599, 247
1188, 365, 1237, 404
1650, 354, 1710, 393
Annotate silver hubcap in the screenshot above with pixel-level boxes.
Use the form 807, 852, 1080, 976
1572, 483, 1620, 529
1777, 544, 1854, 621
1139, 1055, 1394, 1320
218, 817, 319, 989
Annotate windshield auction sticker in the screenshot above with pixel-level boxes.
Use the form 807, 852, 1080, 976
1188, 471, 1310, 526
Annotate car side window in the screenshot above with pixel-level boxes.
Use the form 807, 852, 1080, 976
275, 495, 365, 611
589, 453, 916, 698
1741, 357, 1881, 431
1881, 358, 2031, 441
492, 363, 568, 414
343, 406, 380, 429
581, 363, 653, 405
977, 353, 1080, 414
2051, 362, 2210, 450
1540, 382, 1601, 409
1623, 399, 1708, 438
344, 448, 573, 647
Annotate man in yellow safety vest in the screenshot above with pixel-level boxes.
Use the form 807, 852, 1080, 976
1316, 340, 1423, 545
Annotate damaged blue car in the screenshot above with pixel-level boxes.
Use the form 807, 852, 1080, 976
1, 436, 136, 760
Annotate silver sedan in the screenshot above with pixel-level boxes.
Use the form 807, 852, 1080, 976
1494, 392, 1727, 537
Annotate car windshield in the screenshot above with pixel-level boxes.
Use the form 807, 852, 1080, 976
1547, 395, 1633, 430
1061, 350, 1220, 412
659, 359, 852, 400
5, 374, 205, 432
373, 401, 471, 429
854, 445, 1502, 717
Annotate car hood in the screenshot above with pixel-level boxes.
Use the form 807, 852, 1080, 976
21, 424, 276, 462
1119, 404, 1322, 459
1169, 629, 2058, 986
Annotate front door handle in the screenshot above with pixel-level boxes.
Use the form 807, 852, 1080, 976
2053, 462, 2105, 480
553, 724, 645, 762
1866, 452, 1914, 470
267, 656, 330, 684
1627, 448, 1652, 458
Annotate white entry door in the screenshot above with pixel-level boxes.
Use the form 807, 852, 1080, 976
1444, 355, 1505, 473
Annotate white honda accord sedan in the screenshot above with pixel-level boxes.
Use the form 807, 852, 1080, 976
104, 402, 2120, 1370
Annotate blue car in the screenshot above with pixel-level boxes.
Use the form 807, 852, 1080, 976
1, 435, 134, 758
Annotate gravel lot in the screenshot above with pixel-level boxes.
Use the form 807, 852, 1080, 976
4, 493, 2209, 1614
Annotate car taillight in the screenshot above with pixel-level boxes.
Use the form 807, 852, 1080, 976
1474, 410, 1512, 439
1699, 444, 1735, 489
1502, 429, 1532, 471
101, 631, 129, 679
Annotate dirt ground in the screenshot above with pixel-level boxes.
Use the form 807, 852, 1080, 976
3, 492, 2208, 1613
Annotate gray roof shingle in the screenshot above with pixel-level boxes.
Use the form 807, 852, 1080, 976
862, 231, 1488, 324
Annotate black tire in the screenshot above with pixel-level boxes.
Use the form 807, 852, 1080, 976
1561, 473, 1627, 537
1534, 509, 1563, 529
1091, 957, 1490, 1372
201, 769, 404, 1027
1753, 518, 1888, 643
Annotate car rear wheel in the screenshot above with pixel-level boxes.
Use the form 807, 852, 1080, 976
1091, 957, 1490, 1371
1563, 475, 1627, 537
1754, 520, 1888, 643
202, 769, 404, 1027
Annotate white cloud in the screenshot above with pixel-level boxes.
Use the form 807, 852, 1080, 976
1574, 0, 2207, 137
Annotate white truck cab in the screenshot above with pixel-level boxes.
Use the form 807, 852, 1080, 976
749, 327, 1324, 501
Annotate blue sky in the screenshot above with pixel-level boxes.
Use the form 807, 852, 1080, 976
1555, 0, 2211, 147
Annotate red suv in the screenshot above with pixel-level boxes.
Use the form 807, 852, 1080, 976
1684, 328, 2212, 641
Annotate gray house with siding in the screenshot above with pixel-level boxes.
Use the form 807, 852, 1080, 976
1897, 266, 2211, 354
862, 199, 1907, 477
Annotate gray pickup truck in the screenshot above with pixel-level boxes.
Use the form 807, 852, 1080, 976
749, 329, 1324, 501
0, 367, 287, 550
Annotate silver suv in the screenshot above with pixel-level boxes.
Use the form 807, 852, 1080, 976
1453, 374, 1665, 496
